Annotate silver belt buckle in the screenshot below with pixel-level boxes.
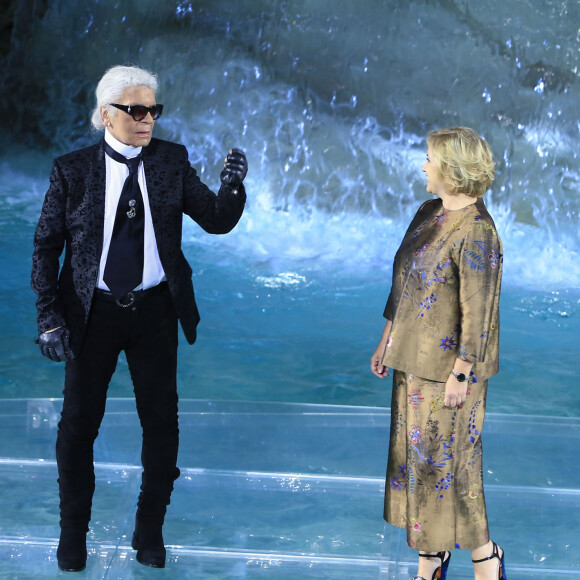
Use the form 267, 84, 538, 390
115, 292, 135, 308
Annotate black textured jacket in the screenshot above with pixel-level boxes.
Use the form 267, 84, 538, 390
31, 137, 246, 357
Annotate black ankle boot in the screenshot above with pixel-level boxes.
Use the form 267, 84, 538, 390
57, 528, 87, 572
131, 520, 166, 568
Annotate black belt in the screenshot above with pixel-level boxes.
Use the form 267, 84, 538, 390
95, 282, 169, 308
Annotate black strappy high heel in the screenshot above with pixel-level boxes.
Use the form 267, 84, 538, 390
412, 550, 451, 580
472, 541, 507, 579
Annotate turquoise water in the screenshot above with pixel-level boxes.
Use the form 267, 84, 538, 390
0, 159, 578, 416
1, 0, 579, 415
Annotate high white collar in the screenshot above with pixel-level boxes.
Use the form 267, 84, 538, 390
104, 129, 142, 159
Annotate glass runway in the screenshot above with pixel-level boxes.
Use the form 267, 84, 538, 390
0, 399, 577, 579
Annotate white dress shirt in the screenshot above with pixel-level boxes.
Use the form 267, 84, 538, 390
97, 130, 166, 291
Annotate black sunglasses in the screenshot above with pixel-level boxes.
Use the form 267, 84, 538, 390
109, 103, 164, 121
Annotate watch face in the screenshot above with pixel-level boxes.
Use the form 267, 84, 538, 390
456, 373, 467, 382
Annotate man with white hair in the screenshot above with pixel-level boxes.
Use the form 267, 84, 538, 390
31, 65, 248, 572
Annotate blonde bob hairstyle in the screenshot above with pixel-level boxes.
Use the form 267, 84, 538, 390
426, 127, 495, 197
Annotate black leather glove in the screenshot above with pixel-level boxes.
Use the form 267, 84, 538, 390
220, 148, 248, 189
38, 327, 70, 362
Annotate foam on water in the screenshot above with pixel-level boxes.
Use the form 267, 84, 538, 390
3, 136, 579, 294
177, 135, 580, 292
2, 0, 579, 290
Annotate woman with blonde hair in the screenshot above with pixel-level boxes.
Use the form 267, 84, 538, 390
371, 127, 507, 580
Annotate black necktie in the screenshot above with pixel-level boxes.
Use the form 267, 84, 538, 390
103, 141, 145, 300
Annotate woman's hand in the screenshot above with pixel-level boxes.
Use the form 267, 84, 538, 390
444, 374, 468, 407
371, 346, 390, 378
444, 358, 474, 407
370, 319, 392, 379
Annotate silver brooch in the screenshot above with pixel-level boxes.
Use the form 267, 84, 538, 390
127, 199, 137, 219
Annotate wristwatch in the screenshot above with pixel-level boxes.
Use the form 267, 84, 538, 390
450, 369, 468, 382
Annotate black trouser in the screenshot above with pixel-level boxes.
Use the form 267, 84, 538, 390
57, 283, 180, 531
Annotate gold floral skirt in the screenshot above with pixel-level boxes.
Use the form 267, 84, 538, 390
384, 370, 490, 551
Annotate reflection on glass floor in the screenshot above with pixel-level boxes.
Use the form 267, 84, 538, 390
0, 399, 578, 579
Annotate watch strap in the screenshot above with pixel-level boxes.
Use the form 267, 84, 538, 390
450, 369, 468, 382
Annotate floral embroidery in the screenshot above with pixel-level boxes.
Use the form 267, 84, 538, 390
393, 412, 405, 435
469, 490, 479, 499
468, 443, 483, 467
463, 249, 486, 271
408, 388, 424, 409
439, 335, 456, 351
412, 435, 454, 478
412, 521, 422, 533
386, 336, 394, 348
412, 223, 426, 238
414, 243, 430, 257
408, 465, 416, 495
489, 248, 503, 269
476, 222, 495, 232
417, 293, 439, 319
430, 388, 445, 413
445, 430, 455, 455
468, 401, 482, 444
469, 371, 477, 384
447, 434, 456, 457
390, 476, 405, 490
390, 465, 407, 490
435, 472, 454, 500
401, 253, 454, 307
443, 436, 455, 460
433, 210, 450, 226
409, 426, 422, 444
465, 238, 502, 273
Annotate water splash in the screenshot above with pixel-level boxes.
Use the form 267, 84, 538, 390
2, 0, 579, 291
